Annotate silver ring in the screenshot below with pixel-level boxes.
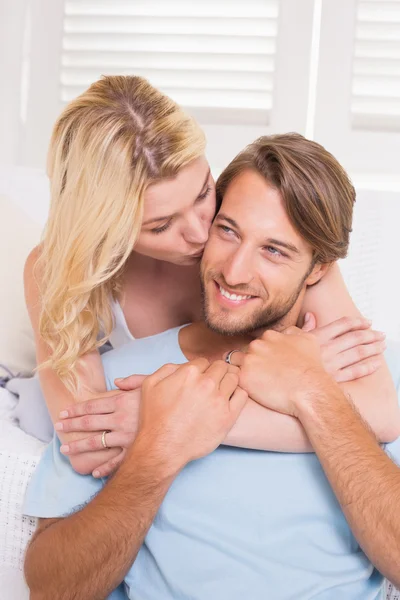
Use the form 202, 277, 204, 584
101, 430, 110, 449
225, 350, 240, 365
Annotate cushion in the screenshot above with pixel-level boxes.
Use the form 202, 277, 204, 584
7, 376, 53, 443
0, 166, 49, 377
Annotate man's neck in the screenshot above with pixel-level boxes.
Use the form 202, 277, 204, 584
179, 316, 302, 364
178, 295, 304, 362
178, 322, 251, 362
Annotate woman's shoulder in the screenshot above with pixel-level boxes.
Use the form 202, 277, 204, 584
24, 243, 43, 288
24, 244, 44, 314
25, 243, 43, 268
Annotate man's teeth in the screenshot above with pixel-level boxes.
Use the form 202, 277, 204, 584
219, 285, 252, 301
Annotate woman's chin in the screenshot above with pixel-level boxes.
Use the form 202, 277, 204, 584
179, 254, 203, 266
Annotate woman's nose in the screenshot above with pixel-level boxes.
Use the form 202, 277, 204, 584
184, 213, 210, 245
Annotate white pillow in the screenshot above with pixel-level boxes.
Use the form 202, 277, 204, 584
0, 194, 42, 376
0, 166, 49, 377
0, 166, 50, 228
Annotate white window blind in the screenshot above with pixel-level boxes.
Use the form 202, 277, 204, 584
61, 0, 279, 125
352, 0, 400, 132
21, 0, 315, 169
314, 0, 400, 178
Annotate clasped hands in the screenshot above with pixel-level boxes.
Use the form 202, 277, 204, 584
56, 315, 385, 477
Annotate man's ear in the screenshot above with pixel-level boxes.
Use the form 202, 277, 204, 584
305, 261, 332, 286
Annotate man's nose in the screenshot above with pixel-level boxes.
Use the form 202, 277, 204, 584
222, 248, 254, 288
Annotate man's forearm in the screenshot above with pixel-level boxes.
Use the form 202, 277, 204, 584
296, 385, 400, 587
25, 436, 180, 600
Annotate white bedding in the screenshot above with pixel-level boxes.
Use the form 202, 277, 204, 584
0, 417, 46, 599
0, 388, 17, 422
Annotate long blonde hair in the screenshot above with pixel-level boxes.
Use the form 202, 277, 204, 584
38, 75, 205, 391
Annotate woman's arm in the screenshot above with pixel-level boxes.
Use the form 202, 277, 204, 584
24, 246, 122, 474
299, 263, 400, 442
58, 312, 391, 462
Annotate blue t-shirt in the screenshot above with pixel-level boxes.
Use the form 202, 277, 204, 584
23, 327, 400, 600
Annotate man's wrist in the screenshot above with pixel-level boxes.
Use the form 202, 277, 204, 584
126, 432, 184, 482
292, 371, 346, 422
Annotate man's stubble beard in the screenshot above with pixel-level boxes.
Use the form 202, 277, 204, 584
200, 266, 314, 337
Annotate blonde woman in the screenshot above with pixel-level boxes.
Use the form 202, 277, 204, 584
25, 75, 397, 479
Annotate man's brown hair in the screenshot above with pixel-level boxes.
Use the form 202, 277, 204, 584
216, 133, 356, 263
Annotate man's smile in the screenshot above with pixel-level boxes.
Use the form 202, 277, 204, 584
213, 280, 258, 309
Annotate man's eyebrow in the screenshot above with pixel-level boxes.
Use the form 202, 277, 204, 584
216, 214, 300, 254
143, 168, 211, 226
215, 214, 239, 229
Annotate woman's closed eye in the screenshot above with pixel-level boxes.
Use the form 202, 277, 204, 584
196, 184, 211, 202
151, 185, 212, 235
151, 221, 172, 234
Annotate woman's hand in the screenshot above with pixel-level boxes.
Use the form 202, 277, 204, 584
56, 375, 146, 478
302, 313, 386, 383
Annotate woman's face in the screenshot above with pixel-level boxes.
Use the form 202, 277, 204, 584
135, 156, 216, 265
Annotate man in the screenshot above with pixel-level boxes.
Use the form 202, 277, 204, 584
24, 134, 400, 599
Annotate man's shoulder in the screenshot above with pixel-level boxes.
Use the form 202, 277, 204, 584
101, 326, 188, 386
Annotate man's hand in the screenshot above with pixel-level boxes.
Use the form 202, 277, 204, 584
136, 359, 248, 471
228, 328, 336, 417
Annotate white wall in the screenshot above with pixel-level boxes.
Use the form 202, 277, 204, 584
0, 0, 399, 340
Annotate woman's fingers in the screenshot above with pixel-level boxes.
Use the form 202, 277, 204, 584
327, 329, 386, 361
313, 316, 371, 344
333, 339, 387, 371
92, 449, 127, 479
55, 413, 117, 433
114, 374, 147, 391
335, 356, 384, 383
59, 396, 118, 420
60, 432, 132, 456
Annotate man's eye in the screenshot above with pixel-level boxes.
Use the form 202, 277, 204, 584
265, 246, 282, 257
219, 225, 234, 235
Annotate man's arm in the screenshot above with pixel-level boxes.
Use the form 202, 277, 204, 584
25, 435, 178, 600
24, 359, 247, 600
295, 384, 400, 588
234, 327, 400, 587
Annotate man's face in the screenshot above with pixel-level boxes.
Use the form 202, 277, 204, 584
201, 169, 323, 335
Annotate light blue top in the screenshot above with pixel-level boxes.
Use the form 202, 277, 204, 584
23, 327, 400, 600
